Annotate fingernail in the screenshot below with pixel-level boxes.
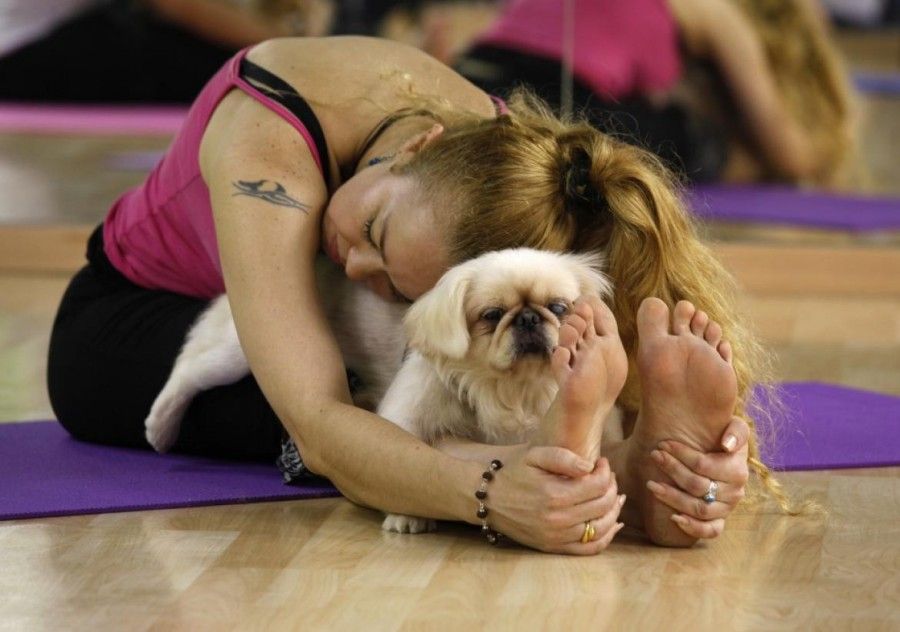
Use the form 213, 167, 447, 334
646, 480, 664, 494
618, 494, 627, 507
615, 522, 626, 533
670, 514, 688, 526
651, 449, 665, 464
657, 441, 671, 452
723, 435, 737, 452
577, 459, 594, 472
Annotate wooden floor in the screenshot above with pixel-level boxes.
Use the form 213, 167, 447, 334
2, 30, 899, 630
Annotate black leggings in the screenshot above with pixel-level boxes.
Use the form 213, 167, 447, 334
47, 225, 284, 460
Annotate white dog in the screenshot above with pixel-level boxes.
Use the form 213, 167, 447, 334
144, 248, 612, 533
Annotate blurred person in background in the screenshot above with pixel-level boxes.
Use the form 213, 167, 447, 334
449, 0, 858, 186
0, 0, 334, 103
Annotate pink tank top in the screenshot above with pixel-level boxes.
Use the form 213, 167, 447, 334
102, 47, 327, 299
477, 0, 681, 99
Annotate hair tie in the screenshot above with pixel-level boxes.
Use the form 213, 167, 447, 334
563, 149, 607, 215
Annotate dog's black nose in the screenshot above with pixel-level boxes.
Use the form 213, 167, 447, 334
514, 307, 541, 330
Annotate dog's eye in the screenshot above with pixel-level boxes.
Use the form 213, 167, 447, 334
481, 308, 504, 322
548, 302, 568, 317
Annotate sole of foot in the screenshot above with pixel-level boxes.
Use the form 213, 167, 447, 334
531, 297, 628, 463
629, 298, 738, 547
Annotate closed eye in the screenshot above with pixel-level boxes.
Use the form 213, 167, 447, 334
363, 216, 376, 247
481, 307, 504, 322
548, 302, 568, 317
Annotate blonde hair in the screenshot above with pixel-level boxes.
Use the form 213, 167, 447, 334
731, 0, 859, 187
400, 89, 791, 510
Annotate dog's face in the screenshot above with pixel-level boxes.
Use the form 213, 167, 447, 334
404, 248, 611, 371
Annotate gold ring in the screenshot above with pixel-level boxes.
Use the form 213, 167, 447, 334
580, 520, 595, 544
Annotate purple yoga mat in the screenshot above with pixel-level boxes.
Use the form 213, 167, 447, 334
688, 185, 900, 232
0, 422, 338, 522
0, 382, 897, 521
0, 103, 187, 135
758, 382, 900, 471
854, 71, 900, 96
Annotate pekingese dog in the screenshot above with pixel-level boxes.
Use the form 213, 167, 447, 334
144, 248, 612, 533
378, 248, 611, 533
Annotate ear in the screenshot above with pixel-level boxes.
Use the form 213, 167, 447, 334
404, 263, 471, 359
394, 123, 445, 166
570, 252, 613, 299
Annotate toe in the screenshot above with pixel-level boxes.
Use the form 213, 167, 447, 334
587, 297, 618, 336
565, 310, 589, 340
718, 341, 733, 364
690, 310, 709, 337
672, 301, 696, 335
637, 297, 670, 341
558, 323, 580, 353
551, 345, 573, 380
704, 321, 723, 347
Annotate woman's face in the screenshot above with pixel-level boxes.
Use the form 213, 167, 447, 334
321, 165, 450, 303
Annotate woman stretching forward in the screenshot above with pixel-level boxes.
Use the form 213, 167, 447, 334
48, 37, 774, 552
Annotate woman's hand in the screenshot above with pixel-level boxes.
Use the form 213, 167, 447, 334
645, 417, 751, 539
487, 447, 626, 554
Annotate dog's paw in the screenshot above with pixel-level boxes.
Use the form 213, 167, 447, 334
144, 397, 188, 453
144, 416, 179, 453
381, 513, 437, 534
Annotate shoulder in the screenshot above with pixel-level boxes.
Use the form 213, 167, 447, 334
667, 0, 751, 57
243, 36, 445, 91
248, 36, 493, 115
199, 89, 329, 220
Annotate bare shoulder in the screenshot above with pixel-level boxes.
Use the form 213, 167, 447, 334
667, 0, 748, 57
199, 89, 327, 203
198, 91, 330, 275
249, 36, 447, 77
246, 36, 494, 116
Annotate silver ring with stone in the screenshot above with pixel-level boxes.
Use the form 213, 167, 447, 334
702, 480, 719, 504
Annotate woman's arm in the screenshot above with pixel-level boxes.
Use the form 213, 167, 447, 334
200, 92, 615, 553
201, 91, 481, 520
670, 0, 818, 181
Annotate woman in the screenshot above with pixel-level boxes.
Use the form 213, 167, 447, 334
47, 37, 764, 553
453, 0, 856, 185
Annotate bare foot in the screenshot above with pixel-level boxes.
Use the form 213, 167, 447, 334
627, 298, 737, 546
531, 297, 628, 462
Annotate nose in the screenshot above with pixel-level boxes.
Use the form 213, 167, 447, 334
514, 307, 541, 330
344, 246, 382, 282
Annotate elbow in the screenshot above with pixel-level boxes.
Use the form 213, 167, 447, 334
281, 406, 330, 478
772, 127, 820, 183
776, 150, 817, 183
292, 431, 369, 508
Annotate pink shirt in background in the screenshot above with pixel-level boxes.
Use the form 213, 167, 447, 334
103, 48, 326, 299
477, 0, 682, 100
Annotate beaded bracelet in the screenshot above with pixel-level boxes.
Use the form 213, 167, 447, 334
475, 459, 504, 545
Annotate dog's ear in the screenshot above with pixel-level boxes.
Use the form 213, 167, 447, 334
404, 264, 472, 359
570, 252, 613, 298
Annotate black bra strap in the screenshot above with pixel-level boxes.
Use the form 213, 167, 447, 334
239, 57, 332, 187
